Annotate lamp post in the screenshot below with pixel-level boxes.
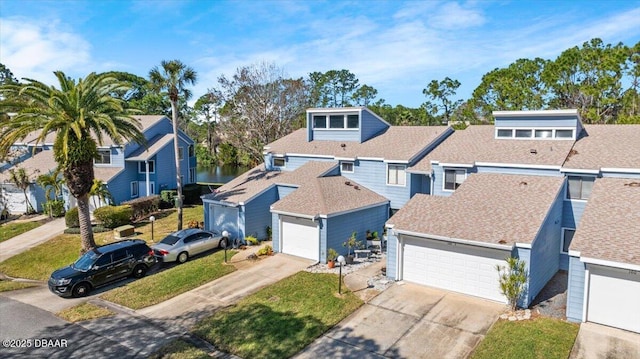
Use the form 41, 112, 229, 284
222, 230, 229, 263
149, 216, 155, 242
337, 255, 346, 294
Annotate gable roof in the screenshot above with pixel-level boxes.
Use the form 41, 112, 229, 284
570, 178, 640, 267
0, 150, 56, 182
387, 173, 565, 247
264, 126, 451, 162
410, 126, 575, 173
125, 133, 174, 161
562, 125, 640, 172
271, 176, 388, 218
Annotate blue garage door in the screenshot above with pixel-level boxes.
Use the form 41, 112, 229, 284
210, 204, 239, 240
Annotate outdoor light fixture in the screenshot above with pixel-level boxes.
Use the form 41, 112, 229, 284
222, 230, 230, 263
337, 255, 346, 294
149, 216, 156, 242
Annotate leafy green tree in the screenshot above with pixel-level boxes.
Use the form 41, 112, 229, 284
422, 77, 464, 124
351, 84, 379, 106
37, 168, 65, 217
308, 69, 360, 107
194, 91, 221, 159
0, 71, 146, 252
149, 59, 197, 231
0, 63, 18, 85
496, 257, 528, 311
89, 179, 113, 209
8, 167, 36, 214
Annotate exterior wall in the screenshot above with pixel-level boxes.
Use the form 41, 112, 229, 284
275, 156, 334, 172
566, 256, 586, 322
562, 199, 586, 229
271, 212, 280, 252
514, 246, 533, 308
527, 189, 563, 304
601, 172, 640, 179
106, 162, 136, 204
306, 108, 389, 143
313, 129, 360, 142
385, 231, 398, 280
124, 117, 172, 157
277, 185, 298, 199
244, 187, 278, 240
476, 166, 560, 177
94, 147, 125, 168
342, 160, 411, 209
410, 173, 429, 196
360, 109, 389, 142
495, 116, 578, 128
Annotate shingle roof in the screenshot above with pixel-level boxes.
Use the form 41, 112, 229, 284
410, 126, 576, 173
203, 161, 339, 205
387, 173, 565, 246
271, 176, 388, 217
94, 167, 124, 182
0, 150, 56, 182
570, 178, 640, 266
562, 125, 640, 171
264, 126, 451, 162
126, 133, 174, 161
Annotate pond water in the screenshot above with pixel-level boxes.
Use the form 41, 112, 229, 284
196, 165, 250, 184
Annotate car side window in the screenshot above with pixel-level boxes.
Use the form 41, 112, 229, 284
184, 235, 197, 244
112, 249, 129, 262
95, 254, 111, 267
197, 233, 211, 241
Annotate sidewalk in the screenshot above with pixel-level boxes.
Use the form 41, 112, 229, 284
0, 217, 66, 263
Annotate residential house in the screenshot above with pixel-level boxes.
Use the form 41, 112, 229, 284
0, 115, 196, 213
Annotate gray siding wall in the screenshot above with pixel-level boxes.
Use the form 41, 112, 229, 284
277, 156, 334, 172
95, 147, 124, 168
360, 109, 389, 142
601, 172, 640, 179
566, 256, 586, 322
562, 199, 587, 228
514, 246, 533, 308
495, 116, 578, 128
476, 166, 561, 177
277, 185, 298, 199
271, 213, 280, 252
342, 160, 410, 209
324, 204, 389, 262
313, 129, 360, 142
319, 218, 327, 262
528, 189, 563, 304
244, 187, 278, 240
107, 162, 137, 204
386, 231, 398, 279
410, 173, 430, 196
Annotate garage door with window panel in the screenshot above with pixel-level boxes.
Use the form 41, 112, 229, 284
586, 265, 640, 333
280, 216, 319, 261
402, 235, 508, 303
210, 204, 239, 240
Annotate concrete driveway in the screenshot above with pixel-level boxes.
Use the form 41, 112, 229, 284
296, 283, 504, 359
570, 322, 640, 359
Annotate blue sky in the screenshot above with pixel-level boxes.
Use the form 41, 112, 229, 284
1, 0, 639, 107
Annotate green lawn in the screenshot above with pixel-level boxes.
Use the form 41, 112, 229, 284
0, 279, 38, 292
100, 249, 237, 309
56, 302, 115, 322
471, 317, 579, 359
0, 206, 204, 281
149, 339, 210, 359
194, 271, 363, 359
0, 221, 43, 243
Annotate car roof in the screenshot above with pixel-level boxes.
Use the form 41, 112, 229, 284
170, 228, 207, 237
94, 239, 146, 255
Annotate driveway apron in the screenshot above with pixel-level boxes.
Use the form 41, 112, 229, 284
570, 322, 640, 359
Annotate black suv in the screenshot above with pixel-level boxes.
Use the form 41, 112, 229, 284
48, 239, 157, 298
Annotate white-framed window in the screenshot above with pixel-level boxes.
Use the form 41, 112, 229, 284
273, 158, 286, 167
188, 145, 194, 157
341, 162, 354, 173
495, 127, 575, 140
189, 168, 196, 183
178, 147, 184, 160
497, 129, 513, 138
143, 181, 155, 195
444, 169, 466, 191
555, 129, 574, 138
95, 149, 111, 164
566, 176, 594, 200
515, 129, 532, 138
387, 164, 406, 186
535, 129, 553, 138
561, 228, 576, 253
138, 160, 155, 173
130, 181, 139, 198
312, 113, 359, 129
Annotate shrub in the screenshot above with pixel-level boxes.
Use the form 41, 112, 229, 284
245, 236, 259, 246
160, 190, 177, 208
496, 257, 528, 311
256, 245, 273, 256
65, 207, 79, 228
122, 195, 160, 220
265, 226, 272, 240
183, 184, 202, 205
93, 205, 133, 228
45, 199, 66, 218
327, 248, 338, 262
64, 225, 110, 234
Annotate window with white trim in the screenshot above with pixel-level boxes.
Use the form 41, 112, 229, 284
312, 113, 359, 129
273, 158, 285, 167
561, 228, 576, 253
566, 176, 594, 200
188, 145, 194, 157
313, 115, 327, 128
138, 160, 155, 173
444, 169, 466, 191
497, 129, 513, 138
387, 165, 406, 186
341, 162, 354, 173
95, 149, 111, 164
130, 181, 139, 198
495, 127, 575, 140
178, 147, 184, 160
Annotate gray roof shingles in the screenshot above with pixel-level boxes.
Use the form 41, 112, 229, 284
570, 178, 640, 266
563, 125, 640, 171
387, 173, 565, 247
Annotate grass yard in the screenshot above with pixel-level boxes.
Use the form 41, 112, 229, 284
0, 279, 38, 292
194, 271, 363, 359
56, 302, 115, 322
100, 249, 237, 309
471, 317, 579, 359
149, 339, 210, 359
0, 206, 203, 281
0, 221, 44, 243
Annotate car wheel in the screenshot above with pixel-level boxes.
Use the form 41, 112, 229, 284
132, 264, 148, 278
219, 238, 228, 249
72, 282, 91, 297
177, 251, 189, 264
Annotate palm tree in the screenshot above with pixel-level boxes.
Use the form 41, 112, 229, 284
0, 71, 146, 253
149, 60, 197, 231
89, 179, 113, 209
36, 168, 65, 217
8, 167, 36, 214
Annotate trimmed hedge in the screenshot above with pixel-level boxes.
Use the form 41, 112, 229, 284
183, 184, 202, 205
64, 225, 110, 234
65, 207, 79, 228
122, 195, 160, 220
93, 205, 133, 228
46, 199, 66, 218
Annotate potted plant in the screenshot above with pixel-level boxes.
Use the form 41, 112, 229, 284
343, 231, 362, 264
327, 248, 338, 268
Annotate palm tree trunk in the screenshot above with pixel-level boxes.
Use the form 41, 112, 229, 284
77, 193, 96, 253
171, 100, 183, 231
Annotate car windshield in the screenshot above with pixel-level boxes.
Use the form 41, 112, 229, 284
73, 250, 100, 271
160, 235, 181, 246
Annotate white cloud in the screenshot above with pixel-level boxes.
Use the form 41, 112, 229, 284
0, 17, 92, 83
428, 2, 486, 29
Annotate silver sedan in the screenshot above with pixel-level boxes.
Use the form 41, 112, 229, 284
152, 228, 228, 264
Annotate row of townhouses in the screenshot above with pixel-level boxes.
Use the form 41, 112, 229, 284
202, 107, 640, 334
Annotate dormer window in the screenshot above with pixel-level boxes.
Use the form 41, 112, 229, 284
515, 129, 532, 138
95, 149, 111, 164
313, 115, 327, 128
312, 113, 359, 129
535, 129, 552, 138
273, 158, 285, 167
495, 127, 575, 140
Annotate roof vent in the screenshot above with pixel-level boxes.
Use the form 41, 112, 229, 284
520, 181, 528, 186
354, 185, 360, 190
345, 181, 351, 186
530, 149, 537, 154
625, 182, 640, 187
340, 143, 346, 148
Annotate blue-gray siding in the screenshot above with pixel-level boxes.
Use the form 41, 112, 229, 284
313, 129, 360, 142
360, 109, 388, 142
476, 166, 561, 177
514, 246, 532, 308
244, 187, 277, 240
342, 160, 411, 208
277, 185, 298, 199
562, 199, 587, 228
271, 212, 280, 251
277, 156, 334, 172
386, 231, 398, 280
495, 116, 579, 128
566, 256, 586, 322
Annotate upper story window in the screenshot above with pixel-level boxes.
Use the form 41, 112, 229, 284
138, 160, 155, 174
313, 113, 359, 129
188, 145, 194, 157
444, 169, 466, 191
496, 128, 575, 140
566, 176, 594, 200
497, 129, 513, 138
341, 162, 354, 173
95, 149, 111, 164
387, 164, 406, 186
535, 129, 553, 138
178, 147, 184, 160
130, 181, 139, 198
273, 158, 285, 167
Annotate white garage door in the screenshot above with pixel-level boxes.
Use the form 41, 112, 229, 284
587, 265, 640, 333
402, 235, 508, 303
2, 185, 27, 214
281, 216, 319, 261
210, 204, 239, 239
